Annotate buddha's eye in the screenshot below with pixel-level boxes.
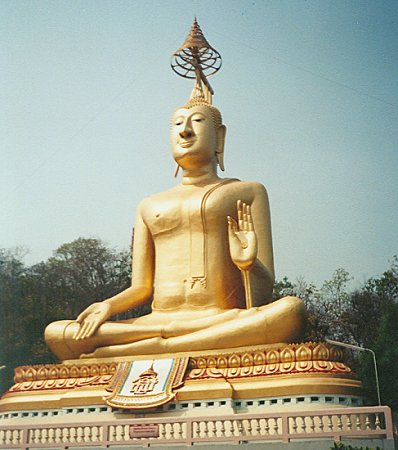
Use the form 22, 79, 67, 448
175, 120, 183, 126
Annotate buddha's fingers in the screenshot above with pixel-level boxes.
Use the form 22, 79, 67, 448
83, 321, 98, 339
75, 311, 87, 324
243, 202, 249, 231
73, 321, 88, 340
78, 322, 88, 339
237, 200, 243, 230
227, 216, 238, 235
73, 322, 83, 339
75, 319, 96, 340
247, 204, 254, 231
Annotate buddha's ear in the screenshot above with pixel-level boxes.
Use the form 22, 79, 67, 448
216, 125, 226, 171
174, 163, 180, 178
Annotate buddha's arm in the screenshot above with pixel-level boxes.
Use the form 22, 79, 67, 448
74, 205, 154, 340
103, 206, 154, 315
228, 184, 275, 306
250, 183, 275, 303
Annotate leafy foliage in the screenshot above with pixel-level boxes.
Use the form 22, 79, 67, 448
274, 259, 398, 409
331, 443, 382, 450
0, 238, 150, 393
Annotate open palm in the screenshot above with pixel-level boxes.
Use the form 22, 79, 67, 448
228, 200, 257, 270
73, 302, 111, 340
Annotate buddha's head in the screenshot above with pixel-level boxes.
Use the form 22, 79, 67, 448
171, 96, 226, 172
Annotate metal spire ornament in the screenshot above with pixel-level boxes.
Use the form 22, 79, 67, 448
171, 18, 222, 104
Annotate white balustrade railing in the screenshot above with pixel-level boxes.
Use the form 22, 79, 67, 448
0, 406, 393, 449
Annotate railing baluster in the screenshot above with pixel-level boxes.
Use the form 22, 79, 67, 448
299, 416, 306, 433
92, 425, 99, 442
273, 417, 279, 434
375, 413, 381, 429
254, 418, 260, 435
35, 429, 42, 444
237, 418, 243, 436
346, 414, 352, 431
47, 427, 55, 443
0, 406, 393, 447
309, 415, 315, 433
247, 418, 253, 435
70, 426, 77, 443
41, 428, 48, 444
54, 427, 61, 443
202, 420, 208, 438
160, 422, 167, 439
215, 420, 221, 437
224, 419, 232, 437
318, 415, 324, 432
264, 417, 270, 435
76, 426, 84, 443
209, 420, 213, 437
193, 421, 199, 438
337, 414, 343, 431
327, 415, 333, 432
291, 416, 297, 434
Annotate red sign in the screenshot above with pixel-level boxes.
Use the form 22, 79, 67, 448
129, 424, 159, 438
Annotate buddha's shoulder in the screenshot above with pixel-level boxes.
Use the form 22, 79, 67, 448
221, 179, 269, 196
137, 186, 180, 210
137, 180, 268, 211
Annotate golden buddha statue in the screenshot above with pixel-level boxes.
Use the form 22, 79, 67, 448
0, 23, 364, 429
44, 21, 306, 361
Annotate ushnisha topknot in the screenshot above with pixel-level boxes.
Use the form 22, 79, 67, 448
182, 94, 223, 130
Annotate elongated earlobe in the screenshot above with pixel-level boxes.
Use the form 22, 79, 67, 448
174, 164, 180, 178
216, 152, 225, 171
216, 124, 226, 171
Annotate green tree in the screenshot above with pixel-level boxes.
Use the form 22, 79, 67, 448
0, 248, 29, 393
355, 257, 398, 408
272, 276, 295, 300
0, 238, 149, 394
359, 302, 398, 409
316, 268, 352, 341
274, 269, 353, 342
42, 238, 132, 318
366, 255, 398, 302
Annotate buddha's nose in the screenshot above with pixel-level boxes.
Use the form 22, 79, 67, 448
179, 129, 193, 139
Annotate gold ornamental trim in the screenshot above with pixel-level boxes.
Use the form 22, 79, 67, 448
187, 360, 351, 380
8, 343, 354, 393
14, 363, 118, 382
9, 375, 114, 392
187, 342, 353, 380
10, 363, 118, 393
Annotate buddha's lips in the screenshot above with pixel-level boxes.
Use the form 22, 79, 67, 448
179, 140, 195, 148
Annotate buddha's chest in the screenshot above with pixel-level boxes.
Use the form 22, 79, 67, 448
142, 184, 241, 238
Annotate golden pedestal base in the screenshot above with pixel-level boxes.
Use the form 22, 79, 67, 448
0, 342, 361, 413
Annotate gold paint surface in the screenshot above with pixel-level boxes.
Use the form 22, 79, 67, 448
44, 101, 306, 360
38, 26, 307, 361
0, 343, 362, 412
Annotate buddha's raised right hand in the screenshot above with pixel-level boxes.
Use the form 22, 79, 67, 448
73, 302, 112, 340
227, 200, 258, 271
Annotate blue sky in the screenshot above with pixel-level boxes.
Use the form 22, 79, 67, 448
1, 0, 397, 287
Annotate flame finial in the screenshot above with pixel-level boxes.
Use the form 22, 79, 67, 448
171, 19, 222, 103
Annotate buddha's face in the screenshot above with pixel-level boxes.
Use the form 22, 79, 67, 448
171, 105, 218, 169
